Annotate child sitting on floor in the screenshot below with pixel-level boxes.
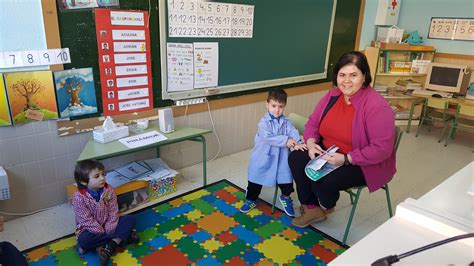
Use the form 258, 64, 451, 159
240, 88, 307, 216
72, 160, 139, 265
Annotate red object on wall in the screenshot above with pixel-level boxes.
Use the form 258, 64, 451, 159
95, 8, 154, 116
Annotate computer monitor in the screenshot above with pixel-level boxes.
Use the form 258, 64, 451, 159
424, 62, 472, 95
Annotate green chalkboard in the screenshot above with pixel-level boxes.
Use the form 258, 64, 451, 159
160, 0, 335, 100
57, 0, 360, 109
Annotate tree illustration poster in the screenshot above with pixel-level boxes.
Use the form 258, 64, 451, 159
4, 71, 58, 125
53, 68, 98, 118
0, 75, 12, 126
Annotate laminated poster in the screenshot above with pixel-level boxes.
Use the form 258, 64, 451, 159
95, 8, 153, 116
4, 71, 58, 125
0, 75, 12, 126
54, 68, 98, 119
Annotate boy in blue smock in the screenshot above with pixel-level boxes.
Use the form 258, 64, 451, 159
240, 88, 307, 216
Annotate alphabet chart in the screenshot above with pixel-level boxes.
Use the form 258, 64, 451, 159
0, 48, 71, 69
167, 0, 254, 38
428, 18, 474, 41
95, 9, 154, 116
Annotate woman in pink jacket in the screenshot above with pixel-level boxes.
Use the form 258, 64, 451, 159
289, 51, 396, 227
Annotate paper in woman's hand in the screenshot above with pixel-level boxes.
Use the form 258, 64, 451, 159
305, 145, 340, 181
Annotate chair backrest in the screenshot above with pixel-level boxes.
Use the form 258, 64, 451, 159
426, 98, 449, 110
288, 113, 308, 135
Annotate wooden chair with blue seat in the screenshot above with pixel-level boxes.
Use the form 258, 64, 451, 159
415, 98, 453, 142
443, 102, 474, 146
342, 126, 403, 244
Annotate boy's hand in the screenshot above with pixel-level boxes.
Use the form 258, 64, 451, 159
287, 139, 297, 148
293, 143, 307, 151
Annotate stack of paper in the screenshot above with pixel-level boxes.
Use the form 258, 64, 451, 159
105, 158, 178, 188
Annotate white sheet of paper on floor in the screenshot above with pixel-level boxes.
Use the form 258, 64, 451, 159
0, 167, 11, 200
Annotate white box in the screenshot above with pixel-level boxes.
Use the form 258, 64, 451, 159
375, 0, 401, 26
377, 26, 404, 43
93, 126, 129, 143
0, 166, 11, 200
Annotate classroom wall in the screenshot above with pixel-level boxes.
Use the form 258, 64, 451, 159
359, 0, 474, 55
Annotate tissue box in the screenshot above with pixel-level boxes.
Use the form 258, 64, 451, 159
93, 126, 129, 143
377, 27, 404, 43
147, 176, 176, 201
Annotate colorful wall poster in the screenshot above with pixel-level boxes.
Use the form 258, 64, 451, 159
4, 70, 58, 125
0, 75, 12, 126
95, 8, 153, 116
53, 68, 98, 118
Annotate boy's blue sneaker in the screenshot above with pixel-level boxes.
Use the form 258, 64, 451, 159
279, 195, 295, 217
240, 199, 257, 213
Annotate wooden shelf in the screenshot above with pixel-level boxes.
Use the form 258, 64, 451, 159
377, 73, 427, 77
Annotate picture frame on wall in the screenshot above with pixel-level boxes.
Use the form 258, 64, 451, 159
57, 0, 120, 11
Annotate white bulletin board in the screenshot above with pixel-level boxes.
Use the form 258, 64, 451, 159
428, 17, 474, 41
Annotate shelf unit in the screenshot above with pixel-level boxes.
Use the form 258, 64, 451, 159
365, 46, 436, 124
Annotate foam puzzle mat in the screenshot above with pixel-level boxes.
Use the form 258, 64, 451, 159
25, 179, 347, 265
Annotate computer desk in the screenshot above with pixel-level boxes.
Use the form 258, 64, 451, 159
405, 94, 474, 133
77, 125, 212, 186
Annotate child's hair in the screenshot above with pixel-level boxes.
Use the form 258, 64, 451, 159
267, 88, 287, 105
74, 160, 105, 189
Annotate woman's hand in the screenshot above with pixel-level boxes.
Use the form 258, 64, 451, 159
307, 143, 324, 160
324, 152, 345, 166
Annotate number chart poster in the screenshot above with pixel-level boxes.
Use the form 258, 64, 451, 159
0, 75, 12, 126
4, 71, 58, 125
95, 9, 153, 116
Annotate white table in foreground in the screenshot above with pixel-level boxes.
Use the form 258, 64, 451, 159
330, 162, 474, 265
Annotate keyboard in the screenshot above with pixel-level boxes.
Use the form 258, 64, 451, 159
411, 89, 453, 98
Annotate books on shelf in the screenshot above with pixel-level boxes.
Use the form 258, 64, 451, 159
410, 60, 431, 74
395, 78, 422, 87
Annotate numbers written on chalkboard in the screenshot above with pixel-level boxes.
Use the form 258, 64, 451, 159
0, 48, 71, 68
428, 18, 474, 41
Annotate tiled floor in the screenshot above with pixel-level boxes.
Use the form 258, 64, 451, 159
1, 125, 473, 251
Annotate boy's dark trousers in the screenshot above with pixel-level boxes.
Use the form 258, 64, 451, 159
78, 215, 136, 251
245, 181, 294, 201
0, 241, 28, 266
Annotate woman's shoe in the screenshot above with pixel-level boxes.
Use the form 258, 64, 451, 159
291, 206, 326, 227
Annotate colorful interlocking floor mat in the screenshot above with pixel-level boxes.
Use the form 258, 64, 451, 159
25, 179, 347, 265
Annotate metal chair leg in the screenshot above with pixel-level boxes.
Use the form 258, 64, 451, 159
271, 186, 278, 214
343, 187, 362, 245
383, 185, 393, 217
